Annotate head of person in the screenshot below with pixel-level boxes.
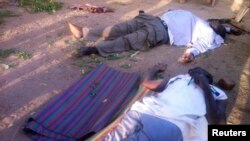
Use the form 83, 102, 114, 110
209, 20, 227, 39
188, 67, 213, 84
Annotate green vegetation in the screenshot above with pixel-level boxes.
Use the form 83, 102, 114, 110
15, 50, 32, 60
202, 50, 212, 58
0, 49, 32, 60
18, 0, 63, 13
0, 10, 19, 24
156, 72, 164, 79
110, 1, 130, 6
106, 54, 123, 60
0, 49, 16, 58
120, 63, 131, 69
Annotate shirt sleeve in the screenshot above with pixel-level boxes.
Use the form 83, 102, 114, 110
210, 85, 228, 100
185, 47, 201, 57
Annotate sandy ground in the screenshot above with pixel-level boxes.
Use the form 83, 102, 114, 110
0, 0, 250, 140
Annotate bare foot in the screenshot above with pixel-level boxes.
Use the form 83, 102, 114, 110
67, 21, 83, 38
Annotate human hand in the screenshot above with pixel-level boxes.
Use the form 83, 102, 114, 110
178, 52, 194, 64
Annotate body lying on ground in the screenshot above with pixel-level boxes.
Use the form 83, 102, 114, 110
68, 9, 240, 64
89, 64, 228, 141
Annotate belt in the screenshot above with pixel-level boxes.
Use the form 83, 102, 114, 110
160, 20, 168, 31
159, 19, 169, 44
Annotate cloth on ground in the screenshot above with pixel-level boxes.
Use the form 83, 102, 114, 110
23, 64, 140, 141
69, 3, 114, 13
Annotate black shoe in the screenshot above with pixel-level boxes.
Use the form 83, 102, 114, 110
72, 47, 88, 58
72, 46, 99, 58
139, 10, 144, 14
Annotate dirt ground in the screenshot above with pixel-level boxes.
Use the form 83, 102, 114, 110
0, 0, 250, 140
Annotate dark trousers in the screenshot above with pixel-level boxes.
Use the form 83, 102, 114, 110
88, 13, 169, 56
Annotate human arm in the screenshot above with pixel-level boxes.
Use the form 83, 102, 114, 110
194, 75, 227, 125
178, 46, 202, 64
141, 63, 169, 92
178, 52, 195, 64
193, 74, 220, 124
142, 78, 169, 92
215, 99, 227, 124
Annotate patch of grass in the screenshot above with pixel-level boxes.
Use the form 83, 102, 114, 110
0, 49, 16, 58
110, 1, 130, 6
76, 60, 87, 68
57, 31, 63, 37
46, 35, 52, 39
0, 10, 19, 25
71, 40, 86, 47
7, 62, 17, 68
15, 50, 32, 60
74, 60, 95, 76
120, 63, 131, 69
129, 58, 138, 62
202, 51, 212, 58
64, 39, 70, 44
0, 48, 32, 60
78, 40, 86, 46
18, 0, 64, 13
48, 40, 55, 47
90, 54, 102, 64
106, 54, 123, 60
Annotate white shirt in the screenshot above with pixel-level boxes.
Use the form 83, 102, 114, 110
160, 9, 224, 56
131, 74, 227, 141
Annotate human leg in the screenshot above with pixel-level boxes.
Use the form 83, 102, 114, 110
70, 14, 168, 57
94, 27, 151, 56
140, 113, 183, 141
67, 22, 89, 39
72, 27, 149, 57
101, 110, 145, 141
96, 13, 169, 57
67, 15, 143, 40
91, 16, 144, 40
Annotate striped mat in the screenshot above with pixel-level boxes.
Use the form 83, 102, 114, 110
23, 64, 140, 141
88, 86, 153, 140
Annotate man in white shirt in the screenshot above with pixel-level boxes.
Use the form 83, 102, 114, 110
68, 10, 231, 64
160, 9, 226, 64
98, 64, 228, 141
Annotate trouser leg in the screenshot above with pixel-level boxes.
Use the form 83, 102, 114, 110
101, 111, 145, 141
90, 17, 143, 40
93, 14, 168, 56
96, 28, 149, 57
